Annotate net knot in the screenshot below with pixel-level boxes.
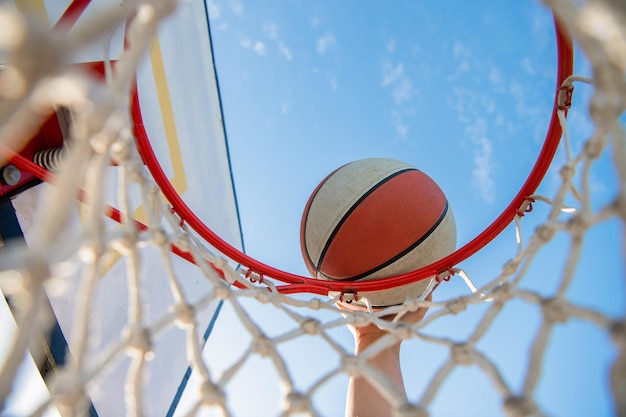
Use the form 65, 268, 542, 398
50, 372, 86, 413
535, 223, 557, 243
136, 3, 156, 24
172, 303, 195, 329
301, 318, 322, 335
212, 256, 228, 271
349, 313, 371, 328
308, 298, 322, 310
589, 90, 622, 126
450, 343, 475, 366
283, 391, 312, 414
124, 326, 153, 359
0, 8, 26, 49
503, 396, 537, 417
213, 284, 231, 300
560, 162, 576, 181
24, 253, 51, 290
502, 259, 519, 277
128, 162, 145, 184
392, 323, 415, 341
557, 84, 574, 111
114, 226, 138, 254
436, 268, 454, 283
90, 132, 110, 155
251, 335, 274, 357
446, 298, 467, 314
148, 183, 159, 196
395, 403, 429, 417
200, 381, 226, 407
610, 320, 626, 348
79, 239, 105, 263
541, 297, 569, 323
565, 213, 591, 236
111, 139, 132, 163
516, 198, 535, 217
174, 234, 191, 253
341, 355, 361, 377
150, 227, 169, 248
492, 283, 514, 303
614, 195, 626, 219
254, 290, 271, 303
584, 135, 605, 160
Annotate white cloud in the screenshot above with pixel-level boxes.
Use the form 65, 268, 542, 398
265, 23, 278, 40
448, 41, 471, 81
380, 58, 418, 137
467, 119, 495, 204
449, 85, 497, 204
278, 41, 292, 61
311, 17, 320, 29
240, 38, 266, 56
253, 41, 266, 55
381, 61, 417, 105
446, 38, 557, 204
382, 62, 403, 86
316, 33, 335, 55
281, 101, 290, 114
391, 111, 408, 138
229, 0, 243, 15
507, 80, 546, 141
391, 76, 415, 105
262, 23, 292, 62
386, 39, 396, 53
530, 5, 551, 48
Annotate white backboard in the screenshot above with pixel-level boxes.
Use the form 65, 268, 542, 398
8, 0, 242, 415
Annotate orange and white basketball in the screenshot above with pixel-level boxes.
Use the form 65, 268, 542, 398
300, 158, 456, 307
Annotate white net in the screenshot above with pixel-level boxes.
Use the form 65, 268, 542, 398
0, 0, 625, 416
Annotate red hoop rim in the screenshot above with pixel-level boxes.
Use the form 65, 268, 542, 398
133, 16, 574, 296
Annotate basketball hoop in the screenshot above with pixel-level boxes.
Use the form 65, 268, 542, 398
133, 17, 574, 296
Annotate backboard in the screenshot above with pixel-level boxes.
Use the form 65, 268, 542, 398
6, 0, 243, 415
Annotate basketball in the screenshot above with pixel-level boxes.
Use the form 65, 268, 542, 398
300, 158, 457, 307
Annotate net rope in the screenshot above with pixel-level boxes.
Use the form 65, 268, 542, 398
0, 0, 625, 416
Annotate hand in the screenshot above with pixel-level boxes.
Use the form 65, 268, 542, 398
338, 292, 433, 351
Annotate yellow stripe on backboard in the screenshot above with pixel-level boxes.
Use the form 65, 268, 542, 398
105, 34, 190, 268
131, 35, 189, 227
148, 36, 188, 195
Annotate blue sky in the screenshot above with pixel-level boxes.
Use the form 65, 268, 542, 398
206, 0, 568, 273
1, 1, 622, 416
201, 1, 623, 416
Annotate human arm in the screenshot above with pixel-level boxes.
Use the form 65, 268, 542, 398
341, 294, 431, 417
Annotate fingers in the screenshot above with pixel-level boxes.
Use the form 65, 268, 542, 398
337, 291, 433, 324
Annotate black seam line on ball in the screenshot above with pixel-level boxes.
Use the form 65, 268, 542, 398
303, 165, 345, 274
315, 167, 418, 277
322, 200, 448, 282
